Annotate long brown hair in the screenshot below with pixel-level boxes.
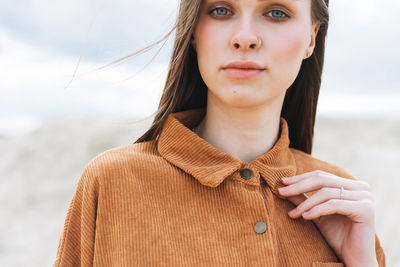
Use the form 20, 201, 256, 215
113, 0, 329, 154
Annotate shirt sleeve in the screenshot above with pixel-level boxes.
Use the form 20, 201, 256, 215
53, 168, 99, 267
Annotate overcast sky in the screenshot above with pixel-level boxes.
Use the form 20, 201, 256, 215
0, 0, 399, 135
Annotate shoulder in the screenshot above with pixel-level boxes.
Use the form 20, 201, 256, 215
290, 148, 357, 181
87, 140, 158, 168
79, 140, 161, 185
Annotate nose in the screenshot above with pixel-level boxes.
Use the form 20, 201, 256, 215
230, 18, 261, 51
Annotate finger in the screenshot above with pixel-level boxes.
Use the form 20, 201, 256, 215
286, 193, 308, 207
279, 175, 370, 197
301, 199, 375, 223
288, 188, 373, 218
282, 170, 330, 185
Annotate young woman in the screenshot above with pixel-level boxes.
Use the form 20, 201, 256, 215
54, 0, 386, 266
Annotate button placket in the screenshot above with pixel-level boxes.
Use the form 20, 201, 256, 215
237, 166, 269, 235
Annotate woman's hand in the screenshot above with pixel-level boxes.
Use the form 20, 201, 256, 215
278, 170, 379, 267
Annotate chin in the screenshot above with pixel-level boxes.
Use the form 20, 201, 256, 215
211, 84, 287, 110
218, 92, 270, 109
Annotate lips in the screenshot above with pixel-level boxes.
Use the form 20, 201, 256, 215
223, 61, 265, 70
222, 61, 265, 79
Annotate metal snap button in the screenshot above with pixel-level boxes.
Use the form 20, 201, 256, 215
240, 168, 253, 180
254, 221, 267, 234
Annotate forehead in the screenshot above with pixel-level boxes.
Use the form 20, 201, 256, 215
204, 0, 301, 2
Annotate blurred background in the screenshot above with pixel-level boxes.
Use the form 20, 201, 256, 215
0, 0, 399, 266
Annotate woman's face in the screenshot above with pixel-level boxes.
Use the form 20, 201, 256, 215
192, 0, 320, 109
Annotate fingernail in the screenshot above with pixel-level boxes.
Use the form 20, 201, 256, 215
288, 209, 296, 216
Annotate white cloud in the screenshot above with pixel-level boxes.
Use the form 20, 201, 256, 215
318, 90, 400, 119
0, 0, 179, 59
0, 0, 399, 137
331, 0, 400, 25
0, 25, 168, 121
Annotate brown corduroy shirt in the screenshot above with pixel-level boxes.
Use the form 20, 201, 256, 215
54, 108, 385, 267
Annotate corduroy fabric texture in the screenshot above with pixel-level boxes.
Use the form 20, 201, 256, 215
54, 108, 385, 266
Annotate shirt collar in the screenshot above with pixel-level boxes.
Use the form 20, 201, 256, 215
157, 108, 297, 198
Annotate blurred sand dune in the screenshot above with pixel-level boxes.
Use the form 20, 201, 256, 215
0, 115, 398, 266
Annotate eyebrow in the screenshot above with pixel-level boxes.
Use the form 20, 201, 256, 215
231, 0, 299, 2
258, 0, 299, 2
259, 0, 299, 1
207, 0, 300, 5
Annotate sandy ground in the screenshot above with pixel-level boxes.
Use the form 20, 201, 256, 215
0, 115, 399, 266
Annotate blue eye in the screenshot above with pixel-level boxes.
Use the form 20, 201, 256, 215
209, 7, 231, 17
267, 9, 289, 20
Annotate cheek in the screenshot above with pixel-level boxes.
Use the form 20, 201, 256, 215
267, 23, 310, 88
272, 25, 308, 63
194, 20, 227, 70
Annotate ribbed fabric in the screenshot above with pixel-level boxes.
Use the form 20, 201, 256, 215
54, 108, 385, 267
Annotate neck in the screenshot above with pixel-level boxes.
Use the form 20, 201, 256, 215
194, 93, 285, 163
